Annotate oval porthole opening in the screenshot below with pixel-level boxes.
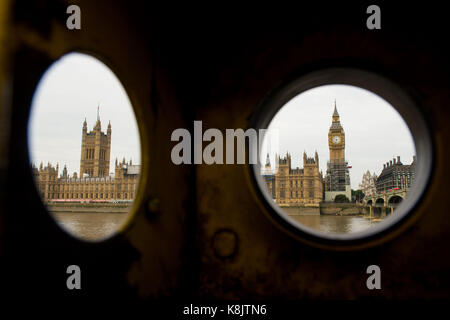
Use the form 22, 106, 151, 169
251, 68, 433, 249
27, 52, 142, 242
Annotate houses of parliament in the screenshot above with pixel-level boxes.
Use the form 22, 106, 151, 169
32, 113, 140, 202
263, 102, 352, 206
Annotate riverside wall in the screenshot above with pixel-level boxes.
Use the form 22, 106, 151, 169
281, 203, 363, 216
47, 203, 131, 213
319, 203, 363, 215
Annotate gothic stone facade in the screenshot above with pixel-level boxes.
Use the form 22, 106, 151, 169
359, 170, 377, 198
80, 116, 111, 177
32, 116, 139, 202
324, 102, 352, 201
262, 101, 352, 206
263, 152, 324, 207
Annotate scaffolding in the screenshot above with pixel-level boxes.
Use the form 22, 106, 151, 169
325, 160, 350, 192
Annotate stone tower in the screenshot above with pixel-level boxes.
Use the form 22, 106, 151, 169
79, 109, 111, 177
328, 100, 345, 162
325, 100, 351, 201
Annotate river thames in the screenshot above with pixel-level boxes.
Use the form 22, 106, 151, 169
289, 215, 383, 233
51, 210, 382, 241
52, 211, 128, 241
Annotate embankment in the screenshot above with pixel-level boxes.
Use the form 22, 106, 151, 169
319, 203, 363, 215
47, 203, 130, 213
281, 203, 363, 216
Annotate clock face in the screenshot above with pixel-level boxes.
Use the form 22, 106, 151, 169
332, 135, 341, 144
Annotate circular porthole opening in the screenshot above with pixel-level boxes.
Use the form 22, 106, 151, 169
252, 68, 432, 246
28, 52, 141, 242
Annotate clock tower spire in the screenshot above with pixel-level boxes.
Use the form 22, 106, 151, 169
328, 101, 345, 162
325, 100, 351, 202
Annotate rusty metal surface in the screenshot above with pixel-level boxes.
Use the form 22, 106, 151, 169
0, 1, 449, 303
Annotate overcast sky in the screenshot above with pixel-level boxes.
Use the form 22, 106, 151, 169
28, 52, 141, 177
260, 84, 416, 189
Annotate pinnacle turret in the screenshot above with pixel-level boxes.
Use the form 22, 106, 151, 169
333, 99, 339, 117
265, 153, 270, 167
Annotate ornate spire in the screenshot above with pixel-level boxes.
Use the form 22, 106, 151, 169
331, 99, 342, 128
93, 104, 102, 131
265, 153, 270, 166
333, 99, 339, 117
82, 117, 87, 132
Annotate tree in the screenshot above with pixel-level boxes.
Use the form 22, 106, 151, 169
334, 194, 350, 203
352, 189, 365, 202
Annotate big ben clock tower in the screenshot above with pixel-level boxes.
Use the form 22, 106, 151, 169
325, 100, 352, 202
328, 101, 345, 163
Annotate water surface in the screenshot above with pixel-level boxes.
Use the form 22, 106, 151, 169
52, 211, 128, 241
289, 215, 383, 233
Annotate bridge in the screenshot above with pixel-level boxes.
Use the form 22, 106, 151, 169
361, 188, 407, 217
